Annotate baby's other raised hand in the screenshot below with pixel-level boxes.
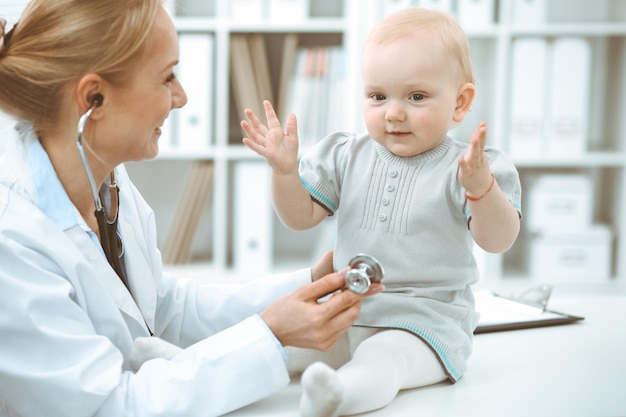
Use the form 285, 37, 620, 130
457, 122, 493, 198
241, 100, 299, 175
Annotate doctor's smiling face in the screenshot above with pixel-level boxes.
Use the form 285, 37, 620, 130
84, 7, 187, 167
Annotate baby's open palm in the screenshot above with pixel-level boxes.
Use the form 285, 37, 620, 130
457, 121, 491, 193
241, 100, 299, 175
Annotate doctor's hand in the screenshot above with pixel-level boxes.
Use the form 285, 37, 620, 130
241, 100, 299, 175
260, 269, 383, 352
311, 250, 335, 282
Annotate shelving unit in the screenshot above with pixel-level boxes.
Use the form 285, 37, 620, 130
124, 0, 626, 286
127, 0, 359, 273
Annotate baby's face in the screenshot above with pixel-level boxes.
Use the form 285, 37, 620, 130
361, 33, 461, 157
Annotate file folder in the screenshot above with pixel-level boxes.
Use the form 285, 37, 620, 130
509, 38, 548, 157
176, 33, 213, 151
547, 37, 591, 157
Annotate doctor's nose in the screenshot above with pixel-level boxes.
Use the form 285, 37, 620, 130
171, 78, 188, 110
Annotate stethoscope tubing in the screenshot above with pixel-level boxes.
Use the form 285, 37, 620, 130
76, 104, 104, 212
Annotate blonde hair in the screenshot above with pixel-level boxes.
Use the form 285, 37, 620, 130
365, 7, 474, 85
0, 0, 162, 127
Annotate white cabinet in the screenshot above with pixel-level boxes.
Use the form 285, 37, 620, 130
125, 0, 626, 285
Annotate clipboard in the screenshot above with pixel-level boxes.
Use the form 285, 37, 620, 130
473, 289, 585, 334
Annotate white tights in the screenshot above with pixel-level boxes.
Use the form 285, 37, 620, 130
129, 328, 447, 417
286, 328, 447, 417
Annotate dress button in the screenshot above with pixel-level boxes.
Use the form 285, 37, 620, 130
382, 198, 389, 206
386, 184, 395, 192
379, 214, 387, 222
390, 170, 398, 178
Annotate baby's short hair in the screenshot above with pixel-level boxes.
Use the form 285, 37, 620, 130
365, 7, 474, 85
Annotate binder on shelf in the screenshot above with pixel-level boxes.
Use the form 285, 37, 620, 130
248, 34, 274, 105
230, 34, 263, 124
509, 38, 548, 157
176, 33, 213, 152
284, 45, 347, 155
284, 47, 313, 151
233, 162, 273, 273
547, 37, 591, 157
161, 161, 214, 264
268, 0, 309, 21
324, 46, 349, 134
277, 33, 299, 120
457, 0, 494, 29
510, 0, 548, 26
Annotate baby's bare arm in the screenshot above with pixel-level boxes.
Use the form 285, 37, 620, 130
458, 122, 520, 253
242, 100, 327, 230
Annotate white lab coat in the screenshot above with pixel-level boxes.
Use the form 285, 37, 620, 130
0, 124, 310, 417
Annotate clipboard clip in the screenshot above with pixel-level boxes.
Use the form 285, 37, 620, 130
495, 284, 553, 312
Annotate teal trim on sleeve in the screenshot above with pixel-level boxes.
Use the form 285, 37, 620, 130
300, 177, 338, 213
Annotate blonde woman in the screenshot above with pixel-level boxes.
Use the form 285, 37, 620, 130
0, 2, 382, 416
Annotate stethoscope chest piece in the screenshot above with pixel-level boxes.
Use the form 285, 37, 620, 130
345, 253, 384, 294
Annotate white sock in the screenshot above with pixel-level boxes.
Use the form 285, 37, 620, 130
300, 362, 344, 417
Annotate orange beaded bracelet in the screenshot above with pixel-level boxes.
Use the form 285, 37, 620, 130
465, 173, 495, 202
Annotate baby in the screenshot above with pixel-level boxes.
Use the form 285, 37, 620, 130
241, 7, 521, 417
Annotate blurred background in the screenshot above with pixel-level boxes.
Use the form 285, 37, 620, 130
1, 0, 625, 291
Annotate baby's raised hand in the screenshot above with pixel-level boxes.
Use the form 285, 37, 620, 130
457, 122, 493, 198
241, 100, 299, 175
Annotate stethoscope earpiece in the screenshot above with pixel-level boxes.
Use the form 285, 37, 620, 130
91, 93, 103, 107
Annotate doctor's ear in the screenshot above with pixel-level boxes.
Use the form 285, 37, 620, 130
76, 73, 106, 114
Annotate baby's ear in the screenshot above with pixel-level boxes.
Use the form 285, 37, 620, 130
453, 83, 475, 122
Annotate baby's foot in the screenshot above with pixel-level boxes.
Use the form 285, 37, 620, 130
300, 362, 343, 417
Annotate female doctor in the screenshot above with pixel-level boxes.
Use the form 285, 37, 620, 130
0, 1, 382, 416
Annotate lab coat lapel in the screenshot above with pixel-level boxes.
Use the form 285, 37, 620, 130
67, 225, 150, 334
117, 215, 157, 332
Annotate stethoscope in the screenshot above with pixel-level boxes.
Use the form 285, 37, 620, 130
75, 96, 128, 288
75, 96, 155, 336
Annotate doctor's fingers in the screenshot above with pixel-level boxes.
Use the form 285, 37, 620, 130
303, 268, 350, 301
310, 287, 385, 351
317, 283, 383, 320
